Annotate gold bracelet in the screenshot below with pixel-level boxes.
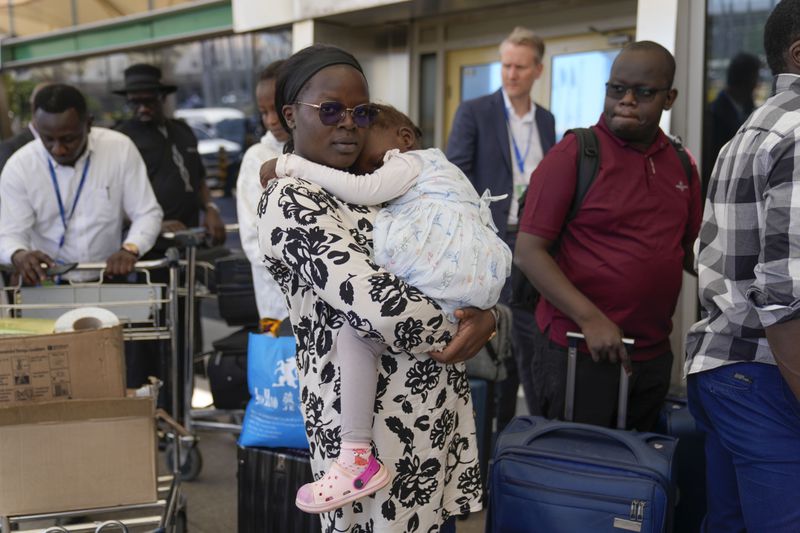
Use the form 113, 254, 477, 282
487, 306, 500, 341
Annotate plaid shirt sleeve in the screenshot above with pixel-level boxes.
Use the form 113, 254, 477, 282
745, 131, 800, 327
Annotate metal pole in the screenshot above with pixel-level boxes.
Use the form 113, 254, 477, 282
167, 249, 181, 422
564, 332, 580, 422
183, 243, 197, 433
617, 367, 630, 430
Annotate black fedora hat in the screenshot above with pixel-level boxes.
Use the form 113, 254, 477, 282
113, 63, 177, 95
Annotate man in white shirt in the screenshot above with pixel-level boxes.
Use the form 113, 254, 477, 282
446, 27, 556, 430
0, 83, 163, 284
236, 60, 290, 333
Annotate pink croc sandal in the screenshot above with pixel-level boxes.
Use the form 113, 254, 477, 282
295, 456, 390, 514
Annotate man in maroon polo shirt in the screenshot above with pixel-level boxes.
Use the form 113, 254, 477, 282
514, 41, 702, 430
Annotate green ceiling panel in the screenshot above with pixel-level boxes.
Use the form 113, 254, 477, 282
152, 3, 232, 38
76, 23, 152, 51
2, 2, 232, 66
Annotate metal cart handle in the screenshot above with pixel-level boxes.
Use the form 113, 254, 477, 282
94, 520, 130, 533
69, 257, 173, 271
161, 226, 207, 247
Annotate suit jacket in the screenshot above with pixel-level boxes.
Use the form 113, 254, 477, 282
446, 89, 556, 238
0, 127, 35, 176
702, 89, 754, 185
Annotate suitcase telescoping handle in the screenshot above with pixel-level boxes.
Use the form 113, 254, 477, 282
564, 331, 634, 430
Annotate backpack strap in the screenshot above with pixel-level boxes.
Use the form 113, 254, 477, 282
667, 136, 694, 184
565, 127, 600, 223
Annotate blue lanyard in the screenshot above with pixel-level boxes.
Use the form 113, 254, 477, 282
503, 105, 534, 175
48, 154, 91, 251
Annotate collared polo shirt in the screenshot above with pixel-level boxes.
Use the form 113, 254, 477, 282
519, 116, 702, 360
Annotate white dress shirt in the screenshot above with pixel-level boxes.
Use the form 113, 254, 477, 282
0, 127, 163, 265
235, 132, 288, 320
502, 89, 543, 225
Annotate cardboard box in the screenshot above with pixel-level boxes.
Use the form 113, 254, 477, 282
0, 396, 157, 516
0, 326, 125, 405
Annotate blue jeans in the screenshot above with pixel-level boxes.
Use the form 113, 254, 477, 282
688, 362, 800, 533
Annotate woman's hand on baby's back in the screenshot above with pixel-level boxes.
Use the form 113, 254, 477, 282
260, 158, 279, 188
429, 307, 495, 364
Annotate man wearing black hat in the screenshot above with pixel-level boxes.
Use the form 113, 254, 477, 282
115, 63, 225, 251
115, 64, 224, 413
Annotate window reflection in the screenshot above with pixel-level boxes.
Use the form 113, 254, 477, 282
703, 0, 779, 189
2, 29, 292, 148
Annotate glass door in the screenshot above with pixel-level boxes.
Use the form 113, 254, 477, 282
443, 31, 633, 145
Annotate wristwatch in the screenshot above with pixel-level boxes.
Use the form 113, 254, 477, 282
121, 242, 140, 258
487, 306, 500, 342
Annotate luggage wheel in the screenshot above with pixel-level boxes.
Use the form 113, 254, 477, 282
165, 437, 203, 481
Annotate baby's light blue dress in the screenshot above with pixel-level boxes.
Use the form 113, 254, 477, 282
373, 148, 512, 321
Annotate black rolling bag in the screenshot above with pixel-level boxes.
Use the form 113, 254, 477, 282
207, 327, 253, 410
237, 445, 321, 533
215, 254, 260, 327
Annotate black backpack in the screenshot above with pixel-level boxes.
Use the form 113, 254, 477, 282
509, 127, 693, 311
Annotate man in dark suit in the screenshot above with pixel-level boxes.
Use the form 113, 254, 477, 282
447, 26, 556, 430
0, 82, 51, 174
702, 52, 761, 192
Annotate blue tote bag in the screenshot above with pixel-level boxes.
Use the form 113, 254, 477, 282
238, 333, 308, 449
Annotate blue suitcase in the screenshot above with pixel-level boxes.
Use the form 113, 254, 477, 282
469, 378, 494, 485
655, 396, 706, 533
486, 333, 677, 533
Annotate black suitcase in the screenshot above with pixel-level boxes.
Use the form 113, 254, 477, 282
207, 327, 253, 410
655, 396, 706, 533
215, 254, 260, 327
237, 445, 321, 533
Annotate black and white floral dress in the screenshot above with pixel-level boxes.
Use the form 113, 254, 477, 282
257, 176, 484, 532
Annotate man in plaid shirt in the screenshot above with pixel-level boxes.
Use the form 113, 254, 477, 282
686, 1, 800, 530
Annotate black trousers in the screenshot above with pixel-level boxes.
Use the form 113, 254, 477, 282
495, 230, 523, 431
125, 265, 202, 421
531, 322, 672, 431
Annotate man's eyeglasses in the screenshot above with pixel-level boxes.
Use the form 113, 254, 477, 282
605, 83, 671, 102
295, 101, 379, 128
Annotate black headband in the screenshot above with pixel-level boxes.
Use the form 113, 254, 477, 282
275, 45, 364, 135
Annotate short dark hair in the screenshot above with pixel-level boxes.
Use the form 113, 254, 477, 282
371, 103, 422, 144
259, 59, 286, 83
33, 83, 88, 121
727, 52, 761, 87
620, 40, 676, 87
764, 0, 800, 75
